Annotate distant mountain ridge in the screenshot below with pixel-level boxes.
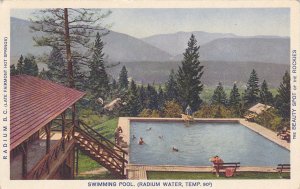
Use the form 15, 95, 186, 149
11, 17, 289, 65
10, 17, 172, 63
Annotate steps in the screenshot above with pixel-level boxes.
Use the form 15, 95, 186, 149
74, 121, 128, 179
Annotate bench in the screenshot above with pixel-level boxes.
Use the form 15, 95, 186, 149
213, 162, 240, 177
277, 164, 290, 178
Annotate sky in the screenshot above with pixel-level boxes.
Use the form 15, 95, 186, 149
11, 8, 290, 38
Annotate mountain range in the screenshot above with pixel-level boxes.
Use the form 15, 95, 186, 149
10, 17, 290, 87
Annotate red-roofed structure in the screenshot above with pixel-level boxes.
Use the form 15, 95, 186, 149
10, 75, 128, 180
11, 75, 85, 150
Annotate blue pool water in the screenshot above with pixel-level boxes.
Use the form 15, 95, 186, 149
129, 121, 290, 166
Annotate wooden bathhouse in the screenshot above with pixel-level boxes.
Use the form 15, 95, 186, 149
10, 75, 127, 180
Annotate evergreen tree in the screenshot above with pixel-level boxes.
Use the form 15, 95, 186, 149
109, 78, 118, 98
123, 80, 141, 116
23, 56, 39, 76
16, 55, 24, 74
211, 82, 227, 106
229, 83, 241, 107
10, 65, 17, 76
88, 32, 110, 100
47, 47, 67, 84
31, 8, 111, 88
260, 80, 273, 105
146, 84, 158, 110
157, 85, 165, 110
118, 66, 129, 90
275, 71, 290, 119
177, 34, 204, 111
138, 85, 147, 110
165, 69, 178, 102
244, 69, 260, 106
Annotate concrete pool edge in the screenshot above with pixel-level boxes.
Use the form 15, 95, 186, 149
126, 164, 280, 180
118, 117, 290, 151
117, 117, 290, 179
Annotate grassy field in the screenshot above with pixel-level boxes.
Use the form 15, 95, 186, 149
147, 171, 290, 180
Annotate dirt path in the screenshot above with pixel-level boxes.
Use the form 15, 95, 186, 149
79, 167, 108, 175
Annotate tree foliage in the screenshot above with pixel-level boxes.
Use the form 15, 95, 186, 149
177, 34, 204, 111
10, 65, 17, 76
88, 32, 110, 100
30, 8, 111, 88
162, 100, 183, 118
260, 80, 273, 105
118, 66, 129, 90
211, 82, 227, 106
165, 69, 178, 102
23, 55, 39, 76
275, 71, 290, 120
122, 80, 141, 116
229, 83, 241, 107
244, 69, 260, 106
146, 84, 158, 110
46, 47, 67, 84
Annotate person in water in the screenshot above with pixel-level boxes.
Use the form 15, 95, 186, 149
132, 135, 136, 140
139, 137, 144, 145
172, 147, 179, 152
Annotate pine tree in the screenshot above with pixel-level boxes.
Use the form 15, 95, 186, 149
260, 80, 273, 105
47, 47, 67, 84
119, 66, 129, 90
30, 8, 111, 88
275, 71, 290, 119
138, 85, 147, 110
23, 56, 39, 76
146, 84, 158, 110
244, 69, 260, 106
211, 82, 227, 106
229, 83, 241, 107
10, 65, 17, 76
123, 80, 141, 116
157, 85, 165, 110
165, 69, 178, 102
16, 55, 24, 74
88, 32, 110, 100
177, 34, 204, 111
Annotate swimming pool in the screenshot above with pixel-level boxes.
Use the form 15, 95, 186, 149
129, 121, 290, 166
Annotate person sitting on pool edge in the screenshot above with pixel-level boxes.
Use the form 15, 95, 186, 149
139, 137, 145, 145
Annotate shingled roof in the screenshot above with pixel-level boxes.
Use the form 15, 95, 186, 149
10, 75, 85, 150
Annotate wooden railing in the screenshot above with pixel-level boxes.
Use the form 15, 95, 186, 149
26, 127, 74, 179
76, 120, 128, 155
74, 120, 128, 177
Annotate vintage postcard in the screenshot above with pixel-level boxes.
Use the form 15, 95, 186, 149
0, 0, 299, 189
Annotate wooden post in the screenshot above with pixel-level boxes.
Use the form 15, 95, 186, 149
22, 140, 28, 178
45, 122, 51, 154
72, 104, 76, 137
61, 112, 66, 151
75, 147, 79, 176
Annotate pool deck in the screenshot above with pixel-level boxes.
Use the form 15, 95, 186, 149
117, 117, 290, 180
126, 164, 278, 180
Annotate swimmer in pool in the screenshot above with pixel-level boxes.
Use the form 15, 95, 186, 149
139, 137, 144, 145
172, 147, 179, 152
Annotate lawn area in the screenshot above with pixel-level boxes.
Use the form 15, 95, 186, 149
75, 172, 118, 180
147, 171, 290, 180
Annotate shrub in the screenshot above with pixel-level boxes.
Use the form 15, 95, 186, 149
254, 108, 282, 131
162, 100, 183, 118
194, 104, 235, 118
